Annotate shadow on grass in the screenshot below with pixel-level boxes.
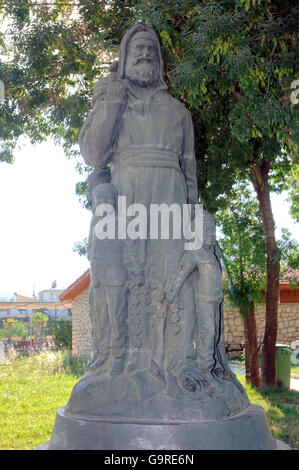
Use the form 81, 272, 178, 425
237, 374, 299, 449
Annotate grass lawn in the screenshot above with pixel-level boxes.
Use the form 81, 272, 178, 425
0, 350, 86, 450
237, 376, 299, 449
0, 350, 298, 450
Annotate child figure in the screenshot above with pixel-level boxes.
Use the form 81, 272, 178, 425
87, 179, 128, 376
164, 210, 239, 390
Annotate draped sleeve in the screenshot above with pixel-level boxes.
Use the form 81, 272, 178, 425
179, 108, 198, 206
79, 95, 126, 169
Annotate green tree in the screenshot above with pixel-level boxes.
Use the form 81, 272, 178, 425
287, 164, 299, 222
31, 311, 48, 338
49, 316, 72, 350
1, 0, 298, 387
278, 228, 299, 286
217, 183, 266, 387
0, 318, 29, 340
169, 0, 298, 389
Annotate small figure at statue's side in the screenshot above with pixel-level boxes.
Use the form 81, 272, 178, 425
164, 210, 244, 392
87, 179, 128, 376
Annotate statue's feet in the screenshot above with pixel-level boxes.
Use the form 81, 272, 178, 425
86, 355, 99, 370
85, 354, 106, 373
166, 372, 183, 399
178, 367, 209, 392
212, 366, 225, 379
206, 364, 246, 394
222, 366, 246, 393
126, 358, 141, 374
110, 358, 124, 376
150, 360, 166, 385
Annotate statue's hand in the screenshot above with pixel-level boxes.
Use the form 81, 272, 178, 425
92, 73, 125, 106
105, 78, 128, 102
92, 74, 115, 106
164, 262, 194, 305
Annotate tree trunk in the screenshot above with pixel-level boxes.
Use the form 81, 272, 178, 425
243, 305, 260, 388
251, 161, 280, 389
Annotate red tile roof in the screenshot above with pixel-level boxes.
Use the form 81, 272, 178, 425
59, 269, 90, 301
280, 268, 299, 285
59, 268, 299, 302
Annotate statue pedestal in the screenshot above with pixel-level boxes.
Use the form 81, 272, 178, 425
41, 404, 275, 450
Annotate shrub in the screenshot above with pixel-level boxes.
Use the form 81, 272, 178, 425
49, 317, 72, 350
5, 345, 19, 362
0, 319, 28, 340
31, 312, 48, 338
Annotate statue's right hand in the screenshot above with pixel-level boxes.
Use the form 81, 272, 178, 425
105, 78, 128, 102
92, 73, 127, 106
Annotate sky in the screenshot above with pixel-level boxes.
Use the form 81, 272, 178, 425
0, 139, 298, 300
0, 140, 90, 300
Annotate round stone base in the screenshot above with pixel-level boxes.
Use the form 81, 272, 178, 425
42, 404, 275, 450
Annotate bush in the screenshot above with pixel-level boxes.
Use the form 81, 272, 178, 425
31, 312, 48, 338
0, 319, 29, 340
49, 318, 72, 350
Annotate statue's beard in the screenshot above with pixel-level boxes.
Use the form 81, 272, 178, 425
125, 59, 158, 88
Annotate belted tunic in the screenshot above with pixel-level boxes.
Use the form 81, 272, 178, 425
80, 85, 197, 278
80, 84, 198, 368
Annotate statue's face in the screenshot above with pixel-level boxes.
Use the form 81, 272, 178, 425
125, 37, 159, 87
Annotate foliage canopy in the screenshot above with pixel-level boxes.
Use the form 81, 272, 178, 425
0, 0, 298, 210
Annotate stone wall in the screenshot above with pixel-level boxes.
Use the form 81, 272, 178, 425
224, 302, 299, 354
71, 288, 299, 357
72, 289, 92, 357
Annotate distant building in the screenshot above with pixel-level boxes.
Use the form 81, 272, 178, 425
37, 290, 70, 318
60, 268, 299, 358
0, 289, 71, 318
0, 293, 35, 316
13, 293, 34, 302
38, 290, 65, 302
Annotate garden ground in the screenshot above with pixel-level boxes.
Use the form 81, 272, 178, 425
0, 350, 298, 450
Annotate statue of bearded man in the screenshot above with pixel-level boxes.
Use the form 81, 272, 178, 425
79, 22, 199, 395
79, 22, 197, 207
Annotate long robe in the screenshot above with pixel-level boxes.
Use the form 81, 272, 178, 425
80, 83, 198, 374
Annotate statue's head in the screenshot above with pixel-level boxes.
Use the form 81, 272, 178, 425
118, 22, 167, 89
202, 210, 216, 247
